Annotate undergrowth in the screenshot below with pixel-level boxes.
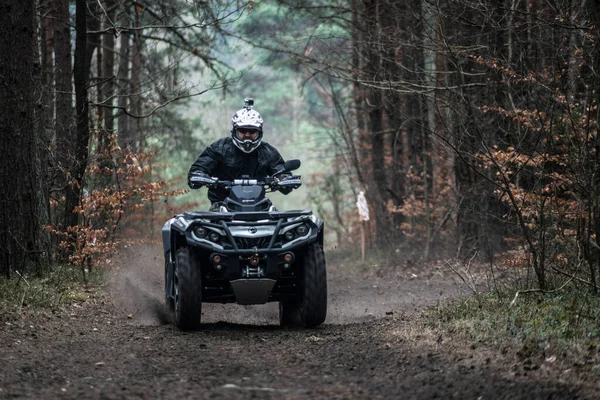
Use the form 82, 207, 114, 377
0, 265, 106, 320
425, 284, 600, 352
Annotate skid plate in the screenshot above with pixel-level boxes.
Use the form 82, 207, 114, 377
230, 279, 276, 305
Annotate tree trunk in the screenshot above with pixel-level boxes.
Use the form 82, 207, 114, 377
64, 0, 100, 230
117, 5, 131, 147
40, 1, 56, 237
129, 6, 144, 151
41, 2, 55, 130
53, 0, 72, 143
101, 0, 116, 133
349, 0, 367, 189
93, 0, 118, 189
421, 0, 437, 259
64, 0, 90, 229
567, 0, 582, 100
364, 0, 393, 248
52, 0, 74, 228
0, 0, 47, 277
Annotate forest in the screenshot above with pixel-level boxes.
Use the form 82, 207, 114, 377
1, 0, 600, 296
2, 1, 600, 398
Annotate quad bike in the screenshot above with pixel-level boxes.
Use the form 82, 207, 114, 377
162, 159, 327, 330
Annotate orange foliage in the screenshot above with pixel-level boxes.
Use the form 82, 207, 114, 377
48, 132, 187, 269
472, 75, 599, 276
393, 162, 455, 242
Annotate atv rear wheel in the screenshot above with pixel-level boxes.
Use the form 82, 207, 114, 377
174, 246, 202, 330
298, 243, 327, 327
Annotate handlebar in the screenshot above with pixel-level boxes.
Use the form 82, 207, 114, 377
189, 174, 302, 191
189, 158, 302, 191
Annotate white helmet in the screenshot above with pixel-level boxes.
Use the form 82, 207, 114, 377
231, 98, 263, 153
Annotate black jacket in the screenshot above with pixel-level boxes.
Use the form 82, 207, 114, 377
189, 137, 286, 203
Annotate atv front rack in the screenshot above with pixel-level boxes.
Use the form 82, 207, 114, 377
184, 210, 312, 221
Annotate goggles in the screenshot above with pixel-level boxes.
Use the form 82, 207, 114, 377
236, 128, 259, 135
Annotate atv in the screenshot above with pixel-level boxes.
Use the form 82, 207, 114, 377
162, 159, 327, 330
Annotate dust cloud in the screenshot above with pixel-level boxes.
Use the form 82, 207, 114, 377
108, 244, 170, 325
108, 244, 283, 326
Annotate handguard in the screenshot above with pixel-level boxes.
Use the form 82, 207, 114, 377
275, 177, 302, 190
189, 174, 217, 189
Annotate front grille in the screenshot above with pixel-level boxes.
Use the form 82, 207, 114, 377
234, 236, 271, 249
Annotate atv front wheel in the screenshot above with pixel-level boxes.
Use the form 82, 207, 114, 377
299, 243, 327, 327
165, 258, 175, 312
279, 300, 301, 326
174, 247, 202, 330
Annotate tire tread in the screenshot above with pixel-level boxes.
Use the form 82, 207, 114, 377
299, 243, 327, 327
175, 247, 202, 330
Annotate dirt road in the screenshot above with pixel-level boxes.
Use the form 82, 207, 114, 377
0, 245, 597, 399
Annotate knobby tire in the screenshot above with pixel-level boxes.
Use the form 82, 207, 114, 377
175, 247, 202, 330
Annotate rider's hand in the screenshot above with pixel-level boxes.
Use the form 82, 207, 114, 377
275, 176, 302, 194
189, 172, 215, 189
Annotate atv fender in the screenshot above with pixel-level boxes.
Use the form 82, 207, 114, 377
162, 218, 188, 302
162, 218, 174, 256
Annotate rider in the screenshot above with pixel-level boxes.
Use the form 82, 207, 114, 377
188, 98, 290, 209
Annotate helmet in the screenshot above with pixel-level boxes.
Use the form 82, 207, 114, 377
231, 98, 263, 153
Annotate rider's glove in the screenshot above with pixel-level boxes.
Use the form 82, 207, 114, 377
276, 176, 302, 194
189, 172, 216, 189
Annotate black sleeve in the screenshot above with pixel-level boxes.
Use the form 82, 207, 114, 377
188, 140, 222, 186
267, 146, 294, 195
267, 146, 286, 175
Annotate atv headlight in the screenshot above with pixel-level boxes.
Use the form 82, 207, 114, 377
284, 231, 295, 241
295, 224, 309, 236
194, 226, 207, 238
208, 231, 220, 242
